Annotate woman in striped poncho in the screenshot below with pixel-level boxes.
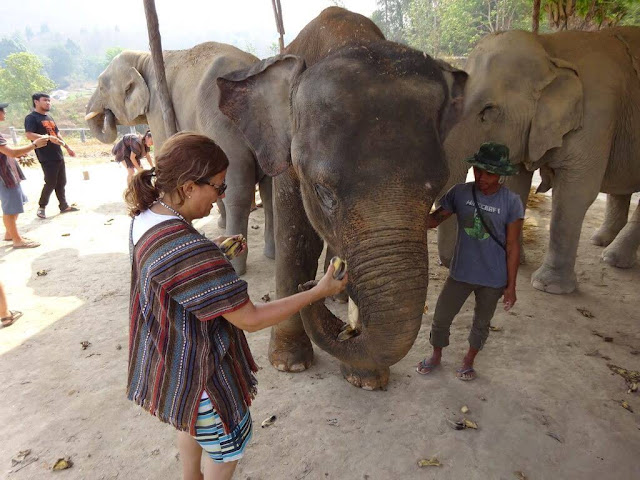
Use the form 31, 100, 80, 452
124, 132, 347, 480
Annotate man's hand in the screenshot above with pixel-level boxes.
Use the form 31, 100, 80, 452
503, 287, 517, 311
66, 146, 76, 157
48, 136, 63, 146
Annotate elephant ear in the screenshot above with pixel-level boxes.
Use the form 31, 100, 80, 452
528, 57, 583, 166
435, 59, 468, 140
123, 66, 150, 120
217, 55, 306, 177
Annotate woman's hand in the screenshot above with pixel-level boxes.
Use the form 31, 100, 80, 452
313, 264, 348, 299
33, 137, 49, 148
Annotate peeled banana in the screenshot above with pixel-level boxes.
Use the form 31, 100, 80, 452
330, 256, 347, 280
219, 235, 246, 260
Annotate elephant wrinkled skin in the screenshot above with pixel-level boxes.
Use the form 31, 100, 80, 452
85, 43, 274, 275
217, 8, 466, 389
439, 28, 640, 294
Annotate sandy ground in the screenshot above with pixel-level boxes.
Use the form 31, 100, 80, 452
1, 161, 639, 480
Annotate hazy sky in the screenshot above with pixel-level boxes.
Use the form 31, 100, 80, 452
1, 0, 379, 56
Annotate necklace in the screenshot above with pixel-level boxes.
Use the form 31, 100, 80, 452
158, 200, 189, 224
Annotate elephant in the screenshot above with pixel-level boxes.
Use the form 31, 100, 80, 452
84, 42, 274, 275
217, 7, 466, 389
438, 27, 640, 295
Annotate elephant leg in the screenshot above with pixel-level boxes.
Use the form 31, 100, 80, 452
270, 169, 324, 372
531, 171, 601, 294
602, 199, 640, 268
504, 169, 533, 264
591, 194, 631, 247
222, 184, 254, 276
323, 246, 348, 304
259, 175, 275, 260
217, 198, 226, 230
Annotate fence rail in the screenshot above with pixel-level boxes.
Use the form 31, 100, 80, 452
4, 125, 138, 145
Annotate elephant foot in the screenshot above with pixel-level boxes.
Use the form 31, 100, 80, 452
263, 242, 275, 260
217, 216, 226, 230
590, 228, 618, 247
602, 246, 637, 269
268, 330, 314, 373
340, 363, 389, 391
230, 250, 248, 276
531, 264, 577, 295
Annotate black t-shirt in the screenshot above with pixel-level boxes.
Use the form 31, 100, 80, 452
24, 111, 64, 163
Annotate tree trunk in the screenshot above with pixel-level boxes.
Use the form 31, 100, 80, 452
532, 0, 541, 33
143, 0, 177, 137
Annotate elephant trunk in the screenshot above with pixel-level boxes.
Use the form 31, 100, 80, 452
85, 91, 117, 143
301, 228, 429, 369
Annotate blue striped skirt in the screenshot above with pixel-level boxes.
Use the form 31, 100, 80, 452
194, 395, 252, 463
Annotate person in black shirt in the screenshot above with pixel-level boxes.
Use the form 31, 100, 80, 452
25, 93, 79, 219
111, 130, 154, 183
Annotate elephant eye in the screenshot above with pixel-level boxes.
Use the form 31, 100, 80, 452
479, 104, 497, 122
314, 184, 337, 212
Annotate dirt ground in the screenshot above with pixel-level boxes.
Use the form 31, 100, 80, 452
1, 160, 639, 480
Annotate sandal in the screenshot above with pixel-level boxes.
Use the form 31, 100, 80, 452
416, 358, 440, 375
13, 240, 41, 249
60, 205, 79, 213
1, 310, 22, 328
37, 208, 46, 219
456, 367, 477, 381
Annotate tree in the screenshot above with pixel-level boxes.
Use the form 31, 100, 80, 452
25, 26, 34, 41
47, 45, 75, 86
104, 47, 125, 65
533, 0, 541, 32
0, 52, 55, 112
371, 0, 411, 43
542, 0, 637, 30
0, 37, 26, 67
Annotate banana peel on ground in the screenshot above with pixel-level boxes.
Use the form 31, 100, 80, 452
417, 457, 442, 467
607, 364, 640, 392
52, 457, 73, 471
447, 418, 478, 430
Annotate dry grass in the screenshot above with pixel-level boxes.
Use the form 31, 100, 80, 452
526, 186, 547, 210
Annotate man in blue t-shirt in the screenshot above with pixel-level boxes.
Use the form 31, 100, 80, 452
417, 143, 524, 381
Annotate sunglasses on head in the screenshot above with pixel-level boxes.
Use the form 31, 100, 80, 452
195, 178, 227, 196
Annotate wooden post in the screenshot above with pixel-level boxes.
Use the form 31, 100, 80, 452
9, 127, 18, 145
143, 0, 178, 137
271, 0, 285, 53
80, 129, 86, 143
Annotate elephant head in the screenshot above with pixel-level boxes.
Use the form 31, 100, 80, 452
85, 51, 151, 143
218, 43, 466, 377
445, 30, 584, 174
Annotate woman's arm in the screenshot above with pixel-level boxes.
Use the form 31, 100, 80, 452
224, 265, 347, 333
0, 137, 49, 157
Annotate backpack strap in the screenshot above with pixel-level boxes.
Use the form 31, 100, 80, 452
472, 183, 506, 251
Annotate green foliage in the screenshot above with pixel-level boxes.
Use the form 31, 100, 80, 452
0, 37, 27, 67
542, 0, 640, 29
0, 52, 55, 115
372, 0, 411, 43
105, 47, 125, 65
47, 45, 75, 86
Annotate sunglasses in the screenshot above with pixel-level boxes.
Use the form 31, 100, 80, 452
195, 178, 227, 196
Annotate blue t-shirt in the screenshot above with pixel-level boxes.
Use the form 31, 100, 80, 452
441, 182, 524, 288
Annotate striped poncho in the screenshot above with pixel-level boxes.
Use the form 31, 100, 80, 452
128, 219, 258, 435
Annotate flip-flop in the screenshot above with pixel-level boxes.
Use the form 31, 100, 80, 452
416, 358, 440, 375
60, 205, 79, 213
456, 367, 476, 381
13, 240, 40, 249
1, 310, 22, 328
37, 208, 46, 219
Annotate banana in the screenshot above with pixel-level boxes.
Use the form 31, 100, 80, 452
261, 415, 277, 428
337, 324, 358, 342
219, 235, 245, 260
330, 256, 347, 280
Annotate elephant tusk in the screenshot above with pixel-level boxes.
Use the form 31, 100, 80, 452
84, 111, 101, 121
348, 297, 360, 330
